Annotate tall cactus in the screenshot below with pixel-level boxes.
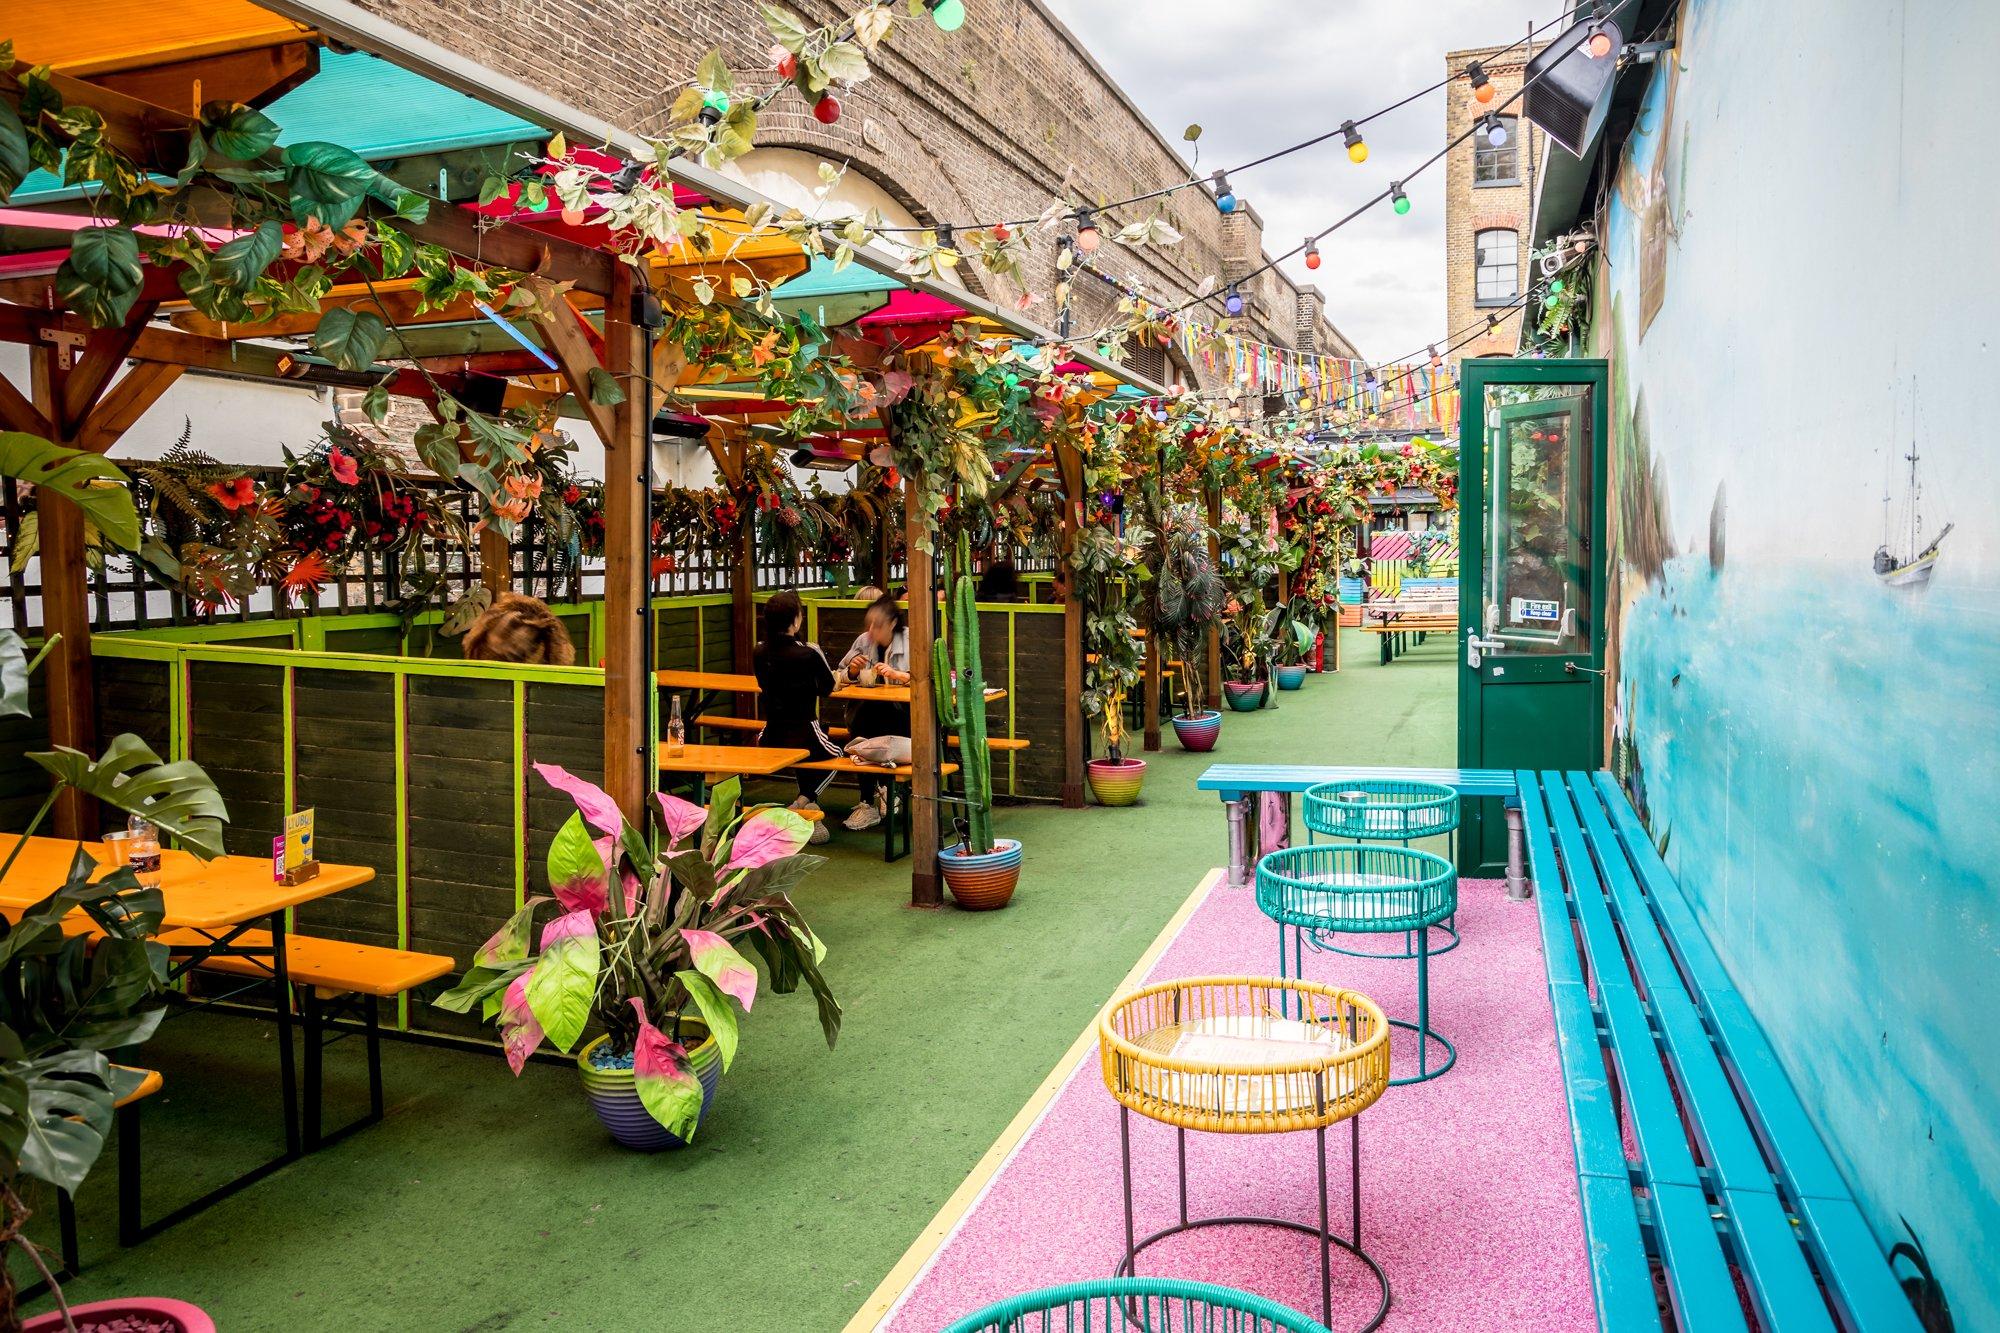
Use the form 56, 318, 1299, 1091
934, 532, 995, 855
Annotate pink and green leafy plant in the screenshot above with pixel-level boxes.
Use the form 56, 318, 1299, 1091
435, 765, 839, 1141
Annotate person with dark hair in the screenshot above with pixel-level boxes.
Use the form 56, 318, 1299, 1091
463, 593, 577, 666
836, 595, 911, 831
977, 558, 1021, 602
753, 590, 838, 842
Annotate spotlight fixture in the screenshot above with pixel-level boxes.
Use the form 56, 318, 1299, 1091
1524, 12, 1624, 156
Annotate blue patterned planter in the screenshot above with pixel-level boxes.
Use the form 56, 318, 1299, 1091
940, 837, 1023, 910
1171, 710, 1223, 752
1274, 664, 1309, 690
578, 1024, 722, 1151
1223, 680, 1267, 712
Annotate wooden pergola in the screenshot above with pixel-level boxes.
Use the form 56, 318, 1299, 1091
1, 0, 1169, 906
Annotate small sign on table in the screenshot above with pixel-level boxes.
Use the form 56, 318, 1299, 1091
273, 808, 320, 885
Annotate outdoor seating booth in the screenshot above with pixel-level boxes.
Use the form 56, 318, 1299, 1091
0, 0, 1173, 1043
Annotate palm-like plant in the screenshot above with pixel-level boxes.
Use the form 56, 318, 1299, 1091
1151, 504, 1225, 717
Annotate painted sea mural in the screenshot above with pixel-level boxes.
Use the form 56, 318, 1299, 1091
1593, 0, 2000, 1326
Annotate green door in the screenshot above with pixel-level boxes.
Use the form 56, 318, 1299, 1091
1456, 358, 1609, 875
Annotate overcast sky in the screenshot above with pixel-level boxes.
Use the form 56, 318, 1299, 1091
1040, 0, 1543, 362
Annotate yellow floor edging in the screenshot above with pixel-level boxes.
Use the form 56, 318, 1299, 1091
842, 866, 1228, 1332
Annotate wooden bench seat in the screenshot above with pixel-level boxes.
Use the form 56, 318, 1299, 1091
45, 1063, 162, 1287
696, 713, 765, 735
823, 725, 1029, 751
794, 758, 961, 863
1360, 612, 1456, 663
174, 929, 452, 1152
1520, 771, 1923, 1333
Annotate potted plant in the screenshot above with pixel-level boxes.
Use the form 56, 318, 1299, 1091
1085, 694, 1147, 805
1268, 600, 1314, 691
435, 767, 839, 1151
1222, 596, 1272, 711
1151, 503, 1224, 752
935, 537, 1021, 910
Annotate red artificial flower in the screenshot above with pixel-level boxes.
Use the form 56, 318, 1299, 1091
562, 485, 582, 505
328, 447, 360, 486
208, 476, 258, 512
281, 552, 331, 603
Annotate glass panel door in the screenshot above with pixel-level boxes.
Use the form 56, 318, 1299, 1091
1484, 388, 1591, 653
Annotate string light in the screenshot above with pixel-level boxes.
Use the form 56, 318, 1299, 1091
1467, 60, 1494, 104
1391, 182, 1410, 215
1303, 239, 1321, 270
1482, 114, 1508, 147
1224, 285, 1244, 316
926, 0, 967, 32
699, 90, 730, 125
1073, 209, 1102, 254
1340, 120, 1368, 164
1212, 170, 1237, 214
813, 94, 841, 124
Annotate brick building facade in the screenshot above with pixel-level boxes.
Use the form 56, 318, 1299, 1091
345, 0, 1360, 386
1442, 42, 1545, 364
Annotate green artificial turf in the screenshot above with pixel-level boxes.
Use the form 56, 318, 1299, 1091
21, 629, 1456, 1331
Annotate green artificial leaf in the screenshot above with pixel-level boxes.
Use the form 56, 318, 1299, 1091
209, 219, 284, 290
56, 226, 144, 327
0, 629, 58, 720
695, 49, 734, 97
761, 4, 812, 52
0, 432, 142, 551
362, 379, 391, 425
11, 1048, 116, 1194
431, 960, 528, 1014
700, 777, 741, 862
524, 924, 599, 1053
676, 969, 739, 1071
311, 306, 389, 372
0, 97, 31, 202
200, 101, 281, 161
817, 40, 871, 85
1183, 123, 1203, 142
586, 366, 626, 407
27, 733, 229, 859
284, 140, 378, 227
545, 811, 603, 888
374, 224, 416, 279
439, 584, 493, 638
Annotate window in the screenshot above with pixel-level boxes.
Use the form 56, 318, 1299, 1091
1473, 115, 1519, 185
1475, 229, 1518, 304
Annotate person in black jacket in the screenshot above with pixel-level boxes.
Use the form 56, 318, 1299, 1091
753, 590, 839, 841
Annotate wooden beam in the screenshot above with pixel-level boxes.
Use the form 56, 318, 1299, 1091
94, 42, 319, 113
3, 63, 195, 189
599, 267, 649, 821
730, 444, 756, 674
0, 371, 52, 437
80, 362, 184, 454
528, 282, 618, 448
1142, 616, 1162, 753
29, 348, 95, 838
901, 468, 940, 908
1205, 484, 1223, 711
1052, 440, 1086, 808
60, 303, 159, 431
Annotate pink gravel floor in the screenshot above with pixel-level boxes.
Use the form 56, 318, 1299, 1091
880, 873, 1597, 1332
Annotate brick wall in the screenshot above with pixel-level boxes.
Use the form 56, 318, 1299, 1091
346, 0, 1361, 382
1442, 42, 1545, 364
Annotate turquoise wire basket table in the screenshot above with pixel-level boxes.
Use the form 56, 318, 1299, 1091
943, 1277, 1333, 1332
1301, 779, 1461, 959
1255, 844, 1457, 1085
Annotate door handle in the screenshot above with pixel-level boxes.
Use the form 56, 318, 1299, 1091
1466, 634, 1505, 668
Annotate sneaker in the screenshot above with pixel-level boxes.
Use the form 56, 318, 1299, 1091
789, 796, 819, 812
845, 802, 883, 832
808, 819, 831, 845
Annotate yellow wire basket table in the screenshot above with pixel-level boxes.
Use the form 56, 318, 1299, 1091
1098, 977, 1392, 1332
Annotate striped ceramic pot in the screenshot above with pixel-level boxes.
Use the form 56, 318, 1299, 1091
1086, 757, 1148, 806
1274, 663, 1309, 691
577, 1021, 722, 1151
1171, 709, 1223, 752
1223, 679, 1268, 711
940, 838, 1023, 911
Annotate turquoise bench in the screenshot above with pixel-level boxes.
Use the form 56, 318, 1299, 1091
1520, 770, 1923, 1333
1196, 765, 1519, 888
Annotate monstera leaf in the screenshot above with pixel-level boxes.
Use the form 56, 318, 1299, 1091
28, 733, 229, 859
0, 432, 141, 552
0, 630, 57, 720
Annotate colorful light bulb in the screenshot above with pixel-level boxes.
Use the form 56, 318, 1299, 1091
1073, 209, 1101, 254
1391, 183, 1410, 215
1303, 239, 1321, 270
929, 0, 967, 31
1212, 170, 1236, 213
1224, 286, 1244, 316
813, 94, 841, 124
1484, 115, 1508, 147
1341, 120, 1368, 164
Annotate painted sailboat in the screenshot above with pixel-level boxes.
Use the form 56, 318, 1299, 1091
1873, 388, 1950, 590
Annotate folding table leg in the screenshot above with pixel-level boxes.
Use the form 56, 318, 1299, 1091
57, 1188, 79, 1277
303, 986, 323, 1151
366, 995, 384, 1123
117, 1098, 142, 1248
269, 910, 300, 1157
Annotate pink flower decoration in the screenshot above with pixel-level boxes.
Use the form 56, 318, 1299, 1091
328, 447, 360, 486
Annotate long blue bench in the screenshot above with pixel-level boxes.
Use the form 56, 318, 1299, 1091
1521, 770, 1922, 1333
1196, 765, 1518, 887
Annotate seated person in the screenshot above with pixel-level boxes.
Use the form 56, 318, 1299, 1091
463, 593, 577, 665
836, 595, 911, 832
751, 590, 837, 843
977, 559, 1022, 602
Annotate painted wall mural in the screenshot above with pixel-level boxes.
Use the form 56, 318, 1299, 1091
1595, 1, 1999, 1328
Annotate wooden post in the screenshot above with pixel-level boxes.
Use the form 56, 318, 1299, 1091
731, 486, 756, 674
479, 528, 512, 599
1204, 483, 1223, 711
872, 511, 891, 593
1142, 622, 1162, 752
599, 268, 649, 822
902, 469, 941, 907
32, 349, 96, 838
1053, 442, 1086, 809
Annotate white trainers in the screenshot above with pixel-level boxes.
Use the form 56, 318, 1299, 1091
808, 818, 831, 844
844, 802, 883, 832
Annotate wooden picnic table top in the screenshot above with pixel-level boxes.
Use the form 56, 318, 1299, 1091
0, 834, 373, 932
656, 744, 808, 776
656, 669, 760, 694
831, 684, 1005, 704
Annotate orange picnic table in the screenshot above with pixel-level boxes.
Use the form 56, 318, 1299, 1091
0, 833, 373, 1225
